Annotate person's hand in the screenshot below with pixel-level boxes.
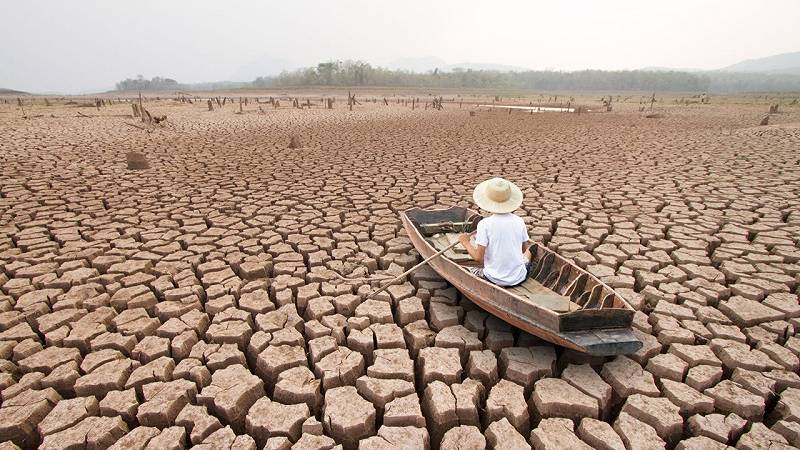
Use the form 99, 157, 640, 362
458, 233, 471, 246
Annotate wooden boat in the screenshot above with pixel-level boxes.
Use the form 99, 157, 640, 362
402, 206, 642, 356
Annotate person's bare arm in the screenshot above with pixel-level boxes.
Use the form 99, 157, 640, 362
459, 233, 486, 264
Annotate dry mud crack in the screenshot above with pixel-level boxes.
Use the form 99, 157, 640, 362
0, 96, 799, 449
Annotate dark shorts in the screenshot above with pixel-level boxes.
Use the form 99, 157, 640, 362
468, 261, 532, 287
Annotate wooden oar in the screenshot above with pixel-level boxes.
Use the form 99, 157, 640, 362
367, 240, 460, 300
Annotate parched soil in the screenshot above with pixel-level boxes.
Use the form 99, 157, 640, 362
0, 93, 799, 449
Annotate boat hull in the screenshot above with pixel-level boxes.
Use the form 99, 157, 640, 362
402, 207, 642, 356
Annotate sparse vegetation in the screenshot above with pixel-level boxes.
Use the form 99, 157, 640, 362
115, 75, 179, 91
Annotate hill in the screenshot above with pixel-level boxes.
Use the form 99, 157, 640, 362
0, 88, 28, 95
722, 51, 800, 74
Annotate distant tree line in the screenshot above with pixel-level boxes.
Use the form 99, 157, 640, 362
114, 76, 254, 92
115, 75, 180, 91
705, 72, 800, 93
115, 62, 800, 93
255, 60, 800, 93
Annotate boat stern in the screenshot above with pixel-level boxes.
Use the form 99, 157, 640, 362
561, 328, 643, 356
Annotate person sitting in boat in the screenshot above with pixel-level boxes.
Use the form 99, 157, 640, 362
458, 177, 532, 287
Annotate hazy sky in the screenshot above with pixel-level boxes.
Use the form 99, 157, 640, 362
2, 0, 799, 93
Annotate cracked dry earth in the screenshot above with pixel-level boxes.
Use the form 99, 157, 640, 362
0, 96, 799, 450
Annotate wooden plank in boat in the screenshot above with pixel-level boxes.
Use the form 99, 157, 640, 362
529, 294, 573, 313
428, 234, 445, 249
444, 232, 460, 246
510, 291, 580, 313
443, 233, 471, 254
428, 235, 451, 253
509, 280, 581, 312
448, 253, 473, 263
427, 235, 472, 262
516, 278, 551, 295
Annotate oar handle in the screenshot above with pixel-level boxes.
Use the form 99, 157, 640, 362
367, 239, 460, 300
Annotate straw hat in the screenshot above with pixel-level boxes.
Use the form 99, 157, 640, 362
473, 177, 523, 214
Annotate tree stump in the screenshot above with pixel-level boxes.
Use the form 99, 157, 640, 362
347, 92, 359, 111
760, 115, 770, 126
208, 100, 213, 111
138, 92, 144, 123
126, 152, 149, 170
288, 136, 302, 149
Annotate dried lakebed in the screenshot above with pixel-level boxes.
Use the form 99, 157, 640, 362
0, 96, 798, 449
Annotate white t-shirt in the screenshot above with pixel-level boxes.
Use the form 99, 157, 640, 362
474, 213, 530, 286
